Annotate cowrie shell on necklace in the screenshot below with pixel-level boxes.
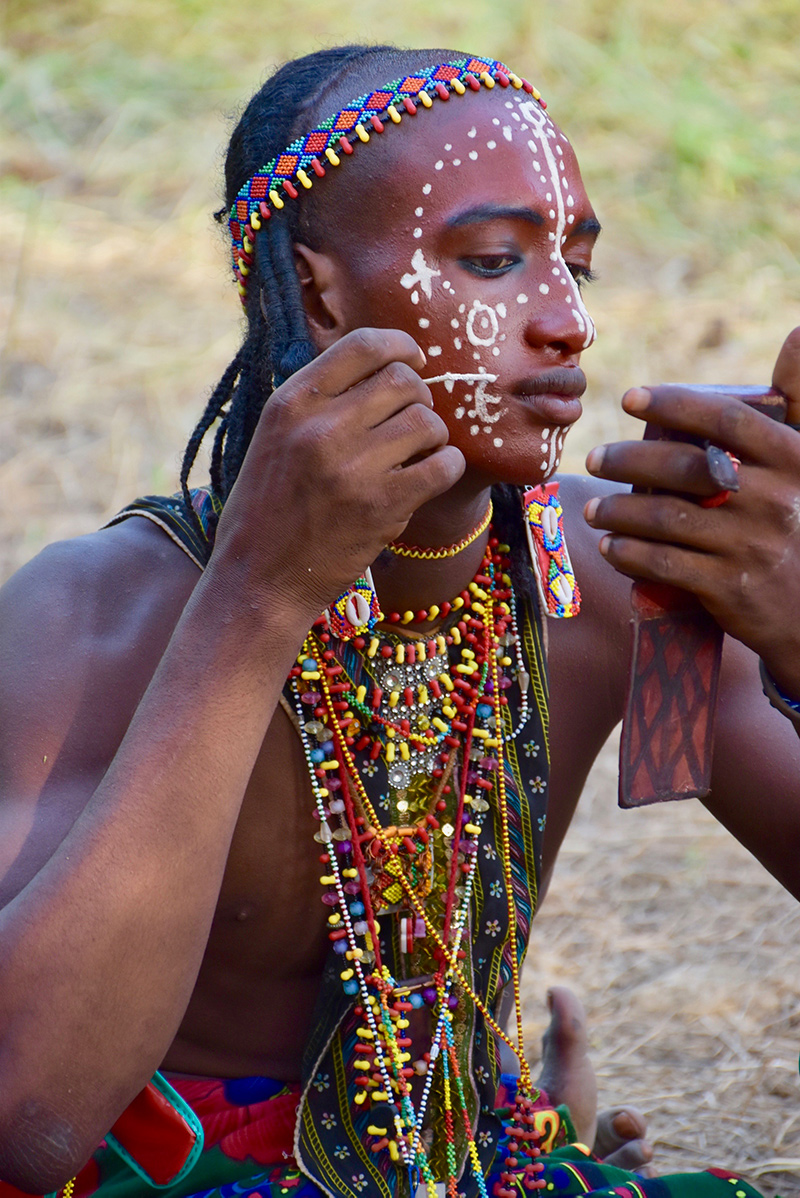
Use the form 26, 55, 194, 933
345, 591, 372, 626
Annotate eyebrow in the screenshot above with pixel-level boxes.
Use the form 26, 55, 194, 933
446, 205, 602, 240
446, 204, 545, 229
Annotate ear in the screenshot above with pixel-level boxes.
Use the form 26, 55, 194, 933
293, 243, 350, 351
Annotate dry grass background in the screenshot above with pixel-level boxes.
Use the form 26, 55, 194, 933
1, 0, 800, 1193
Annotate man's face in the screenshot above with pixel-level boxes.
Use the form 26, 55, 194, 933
322, 86, 600, 487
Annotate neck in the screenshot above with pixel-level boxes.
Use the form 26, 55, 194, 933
370, 474, 495, 630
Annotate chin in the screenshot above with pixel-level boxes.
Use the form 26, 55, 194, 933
461, 442, 565, 490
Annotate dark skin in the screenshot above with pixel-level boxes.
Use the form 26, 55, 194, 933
1, 82, 799, 1191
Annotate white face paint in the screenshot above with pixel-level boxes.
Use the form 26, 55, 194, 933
466, 300, 500, 347
389, 96, 594, 474
516, 94, 595, 350
401, 248, 441, 299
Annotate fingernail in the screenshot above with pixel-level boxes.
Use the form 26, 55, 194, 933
623, 387, 651, 413
706, 445, 741, 491
585, 446, 606, 474
546, 989, 553, 1011
599, 534, 611, 556
584, 497, 600, 523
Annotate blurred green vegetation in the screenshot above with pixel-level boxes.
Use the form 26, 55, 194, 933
3, 0, 799, 260
1, 0, 799, 574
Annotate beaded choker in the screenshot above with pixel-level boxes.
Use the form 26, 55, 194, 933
389, 500, 493, 561
290, 537, 545, 1196
228, 58, 544, 300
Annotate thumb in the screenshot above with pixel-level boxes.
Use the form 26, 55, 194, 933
772, 327, 800, 425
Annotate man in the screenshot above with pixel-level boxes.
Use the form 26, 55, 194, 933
0, 44, 797, 1198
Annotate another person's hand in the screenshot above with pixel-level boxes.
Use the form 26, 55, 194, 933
213, 328, 465, 618
583, 327, 800, 700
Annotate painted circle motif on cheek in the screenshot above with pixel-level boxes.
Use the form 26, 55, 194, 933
466, 301, 499, 347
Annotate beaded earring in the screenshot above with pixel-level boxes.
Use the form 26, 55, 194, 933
327, 568, 383, 640
522, 483, 580, 619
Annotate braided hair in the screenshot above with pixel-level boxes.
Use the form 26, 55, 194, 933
179, 44, 535, 606
180, 44, 407, 527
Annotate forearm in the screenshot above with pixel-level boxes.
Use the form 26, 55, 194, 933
0, 550, 313, 1188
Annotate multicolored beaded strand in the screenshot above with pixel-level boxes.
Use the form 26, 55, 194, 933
291, 538, 542, 1193
388, 500, 493, 560
228, 59, 545, 300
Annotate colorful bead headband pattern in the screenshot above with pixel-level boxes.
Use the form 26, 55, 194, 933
228, 57, 545, 301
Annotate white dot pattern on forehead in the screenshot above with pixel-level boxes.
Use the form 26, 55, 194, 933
493, 437, 503, 447
422, 183, 432, 195
415, 206, 423, 216
469, 151, 478, 160
516, 293, 528, 304
413, 228, 422, 238
468, 126, 476, 138
487, 140, 497, 150
435, 160, 443, 170
503, 126, 513, 142
419, 317, 430, 328
539, 283, 549, 295
428, 346, 442, 356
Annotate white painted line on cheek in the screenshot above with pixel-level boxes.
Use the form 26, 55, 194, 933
422, 372, 499, 385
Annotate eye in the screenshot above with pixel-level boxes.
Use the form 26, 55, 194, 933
567, 264, 597, 290
460, 253, 520, 278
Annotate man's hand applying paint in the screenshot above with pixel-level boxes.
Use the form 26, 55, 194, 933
584, 327, 800, 704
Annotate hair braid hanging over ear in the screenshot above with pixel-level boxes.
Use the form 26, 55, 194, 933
181, 43, 403, 528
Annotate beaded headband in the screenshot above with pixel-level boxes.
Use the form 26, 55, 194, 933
228, 57, 544, 301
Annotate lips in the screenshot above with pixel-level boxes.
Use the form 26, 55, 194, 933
513, 367, 586, 425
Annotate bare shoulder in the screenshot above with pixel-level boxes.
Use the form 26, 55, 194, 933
0, 516, 200, 686
548, 473, 632, 693
0, 517, 201, 900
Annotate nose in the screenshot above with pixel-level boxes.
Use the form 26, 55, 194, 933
523, 274, 595, 355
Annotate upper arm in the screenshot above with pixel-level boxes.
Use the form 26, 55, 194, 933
706, 634, 800, 900
0, 521, 198, 906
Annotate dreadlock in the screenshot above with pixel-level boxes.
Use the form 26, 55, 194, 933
179, 43, 403, 532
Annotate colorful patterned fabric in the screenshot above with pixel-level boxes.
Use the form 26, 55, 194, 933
66, 1073, 764, 1198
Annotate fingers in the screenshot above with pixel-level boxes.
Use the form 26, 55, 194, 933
585, 438, 727, 497
584, 491, 721, 550
618, 385, 789, 465
388, 445, 466, 515
282, 327, 427, 402
369, 402, 451, 471
773, 326, 800, 424
592, 531, 714, 596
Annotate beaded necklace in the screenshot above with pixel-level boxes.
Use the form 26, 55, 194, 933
290, 537, 545, 1196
